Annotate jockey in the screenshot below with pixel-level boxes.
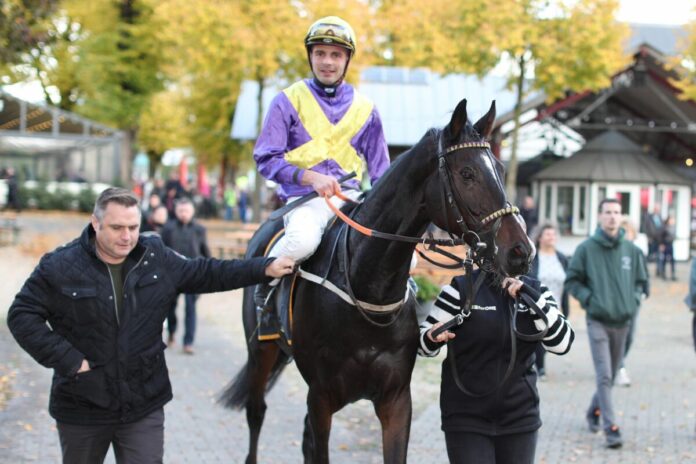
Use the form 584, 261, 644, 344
253, 16, 390, 334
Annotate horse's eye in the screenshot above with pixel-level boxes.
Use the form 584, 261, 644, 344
459, 167, 476, 182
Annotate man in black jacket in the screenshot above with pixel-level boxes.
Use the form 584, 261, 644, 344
7, 187, 294, 464
161, 197, 209, 354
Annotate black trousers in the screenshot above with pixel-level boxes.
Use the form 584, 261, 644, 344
445, 430, 538, 464
57, 407, 164, 464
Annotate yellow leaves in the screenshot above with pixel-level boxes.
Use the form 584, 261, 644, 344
138, 90, 188, 160
671, 18, 696, 101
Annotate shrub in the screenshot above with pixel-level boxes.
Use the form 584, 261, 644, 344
77, 187, 98, 213
413, 275, 441, 302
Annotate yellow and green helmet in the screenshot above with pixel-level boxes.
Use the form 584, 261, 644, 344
304, 16, 356, 57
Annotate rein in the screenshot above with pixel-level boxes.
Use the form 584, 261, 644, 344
431, 251, 550, 398
308, 136, 521, 326
324, 139, 520, 269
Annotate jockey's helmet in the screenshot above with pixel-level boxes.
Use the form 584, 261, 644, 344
304, 16, 356, 57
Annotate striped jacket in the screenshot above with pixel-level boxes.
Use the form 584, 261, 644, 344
419, 272, 574, 435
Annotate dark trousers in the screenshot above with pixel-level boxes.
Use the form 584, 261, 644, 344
445, 430, 537, 464
167, 294, 198, 346
57, 407, 164, 464
657, 244, 675, 278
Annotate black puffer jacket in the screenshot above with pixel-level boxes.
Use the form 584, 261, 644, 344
8, 224, 271, 425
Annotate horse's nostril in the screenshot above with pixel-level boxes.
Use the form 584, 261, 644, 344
511, 244, 527, 257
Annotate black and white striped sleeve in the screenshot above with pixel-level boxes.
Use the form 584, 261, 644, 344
529, 284, 575, 355
418, 280, 461, 357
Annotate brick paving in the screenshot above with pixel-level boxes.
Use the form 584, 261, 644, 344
0, 212, 695, 463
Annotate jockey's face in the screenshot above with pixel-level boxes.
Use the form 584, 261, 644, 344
310, 44, 349, 86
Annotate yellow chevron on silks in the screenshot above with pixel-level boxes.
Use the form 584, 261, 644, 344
283, 81, 373, 180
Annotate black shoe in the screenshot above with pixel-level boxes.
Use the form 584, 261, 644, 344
586, 408, 601, 433
606, 425, 622, 448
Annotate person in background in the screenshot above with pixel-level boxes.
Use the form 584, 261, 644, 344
6, 187, 295, 464
141, 205, 169, 235
657, 215, 676, 281
237, 187, 249, 224
5, 167, 21, 212
565, 198, 648, 449
529, 223, 569, 380
519, 196, 538, 233
420, 271, 574, 464
688, 258, 696, 353
644, 206, 663, 264
615, 216, 649, 387
140, 193, 163, 232
223, 184, 236, 221
161, 198, 210, 354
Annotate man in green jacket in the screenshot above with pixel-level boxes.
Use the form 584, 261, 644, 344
565, 198, 648, 449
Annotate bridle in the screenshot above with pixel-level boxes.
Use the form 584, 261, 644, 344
326, 135, 521, 270
435, 136, 519, 269
321, 133, 522, 325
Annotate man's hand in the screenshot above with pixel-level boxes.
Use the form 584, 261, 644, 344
502, 277, 524, 298
77, 359, 90, 374
265, 256, 296, 278
427, 321, 456, 343
302, 171, 341, 198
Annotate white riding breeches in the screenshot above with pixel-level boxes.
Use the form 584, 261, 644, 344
268, 190, 362, 262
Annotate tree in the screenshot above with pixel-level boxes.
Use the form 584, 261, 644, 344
499, 0, 629, 201
0, 0, 58, 67
672, 16, 696, 101
380, 0, 503, 76
70, 0, 163, 182
137, 89, 188, 173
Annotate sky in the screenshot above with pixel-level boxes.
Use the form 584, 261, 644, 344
617, 0, 695, 25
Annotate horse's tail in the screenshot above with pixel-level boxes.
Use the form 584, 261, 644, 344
218, 284, 290, 410
218, 352, 289, 409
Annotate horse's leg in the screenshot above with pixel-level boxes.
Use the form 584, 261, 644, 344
245, 342, 281, 464
303, 388, 334, 464
301, 413, 313, 461
373, 387, 413, 464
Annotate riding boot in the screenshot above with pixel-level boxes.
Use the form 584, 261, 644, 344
254, 282, 280, 339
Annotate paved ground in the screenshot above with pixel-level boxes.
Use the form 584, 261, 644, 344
0, 212, 695, 463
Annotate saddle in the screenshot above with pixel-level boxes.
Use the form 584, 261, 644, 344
252, 202, 361, 347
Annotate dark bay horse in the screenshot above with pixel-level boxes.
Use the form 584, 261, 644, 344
220, 99, 535, 463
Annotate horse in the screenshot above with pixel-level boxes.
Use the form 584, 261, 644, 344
220, 98, 535, 463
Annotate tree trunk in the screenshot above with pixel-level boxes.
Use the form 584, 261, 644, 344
252, 75, 264, 222
505, 54, 526, 204
119, 128, 136, 186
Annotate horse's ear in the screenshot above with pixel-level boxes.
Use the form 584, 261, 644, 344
473, 101, 496, 140
446, 99, 468, 141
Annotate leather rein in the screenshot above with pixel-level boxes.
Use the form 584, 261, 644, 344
320, 139, 521, 326
325, 140, 520, 269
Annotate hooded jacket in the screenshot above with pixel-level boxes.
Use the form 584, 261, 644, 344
7, 224, 272, 425
564, 227, 648, 327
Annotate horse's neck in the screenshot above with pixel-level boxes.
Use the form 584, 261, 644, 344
347, 148, 433, 303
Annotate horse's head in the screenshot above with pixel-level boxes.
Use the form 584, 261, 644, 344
424, 99, 535, 277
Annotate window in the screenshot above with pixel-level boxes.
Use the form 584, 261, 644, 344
557, 186, 574, 235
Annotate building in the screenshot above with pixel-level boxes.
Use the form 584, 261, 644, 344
532, 130, 691, 258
